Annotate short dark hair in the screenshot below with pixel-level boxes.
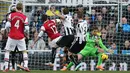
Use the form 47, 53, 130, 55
92, 26, 99, 31
42, 14, 48, 22
77, 4, 83, 8
77, 11, 83, 18
16, 3, 23, 10
63, 8, 69, 15
10, 5, 16, 12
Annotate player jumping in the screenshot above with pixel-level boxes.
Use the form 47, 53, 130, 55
51, 7, 75, 67
61, 12, 88, 71
32, 14, 74, 66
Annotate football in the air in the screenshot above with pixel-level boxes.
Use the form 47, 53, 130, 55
101, 53, 108, 60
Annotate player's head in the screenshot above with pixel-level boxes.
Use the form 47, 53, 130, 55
42, 14, 48, 23
77, 11, 83, 19
10, 5, 16, 13
50, 5, 55, 10
63, 8, 69, 15
77, 4, 83, 11
16, 3, 23, 11
91, 26, 101, 36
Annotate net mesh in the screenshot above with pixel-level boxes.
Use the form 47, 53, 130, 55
0, 0, 130, 71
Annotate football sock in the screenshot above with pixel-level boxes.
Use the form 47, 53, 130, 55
67, 62, 74, 69
19, 52, 23, 65
4, 51, 10, 69
97, 53, 103, 66
23, 51, 28, 68
11, 52, 15, 69
69, 55, 79, 66
51, 48, 57, 63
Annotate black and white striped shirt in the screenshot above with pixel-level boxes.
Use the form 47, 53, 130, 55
63, 14, 74, 36
76, 20, 88, 44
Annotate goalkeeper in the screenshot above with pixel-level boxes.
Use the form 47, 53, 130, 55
62, 27, 113, 71
74, 26, 113, 71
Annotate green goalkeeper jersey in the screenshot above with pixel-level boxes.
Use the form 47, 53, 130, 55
86, 32, 108, 51
79, 32, 108, 57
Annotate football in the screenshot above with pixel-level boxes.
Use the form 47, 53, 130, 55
101, 53, 108, 60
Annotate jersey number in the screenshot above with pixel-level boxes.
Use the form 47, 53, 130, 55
50, 25, 58, 34
14, 20, 20, 29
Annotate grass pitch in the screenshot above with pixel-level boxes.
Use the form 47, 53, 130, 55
0, 70, 130, 73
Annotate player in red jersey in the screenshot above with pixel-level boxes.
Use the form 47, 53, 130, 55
32, 14, 61, 66
3, 3, 30, 72
32, 14, 74, 66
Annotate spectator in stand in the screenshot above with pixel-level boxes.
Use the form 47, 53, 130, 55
28, 31, 47, 54
122, 40, 130, 50
29, 26, 37, 39
90, 8, 97, 25
121, 17, 130, 41
30, 6, 45, 32
46, 5, 60, 17
108, 42, 118, 54
0, 28, 8, 50
101, 28, 108, 45
106, 20, 116, 39
110, 42, 118, 50
122, 17, 130, 33
101, 7, 111, 23
94, 14, 107, 31
123, 4, 130, 24
111, 7, 118, 23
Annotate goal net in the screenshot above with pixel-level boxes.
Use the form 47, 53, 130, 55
0, 0, 130, 71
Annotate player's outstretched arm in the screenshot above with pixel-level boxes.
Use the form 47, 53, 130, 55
51, 7, 65, 19
98, 38, 114, 54
98, 38, 108, 51
31, 30, 44, 48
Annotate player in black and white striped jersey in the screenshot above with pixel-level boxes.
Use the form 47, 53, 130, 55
51, 7, 74, 36
62, 11, 73, 36
61, 11, 88, 71
49, 7, 74, 67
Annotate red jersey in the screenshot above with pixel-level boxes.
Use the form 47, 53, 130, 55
8, 12, 28, 40
41, 20, 61, 40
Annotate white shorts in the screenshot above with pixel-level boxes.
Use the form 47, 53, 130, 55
5, 37, 26, 51
49, 36, 62, 48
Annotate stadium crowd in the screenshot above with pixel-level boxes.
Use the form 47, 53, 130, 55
0, 3, 130, 54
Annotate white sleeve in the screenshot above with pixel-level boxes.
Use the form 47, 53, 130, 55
24, 17, 28, 25
38, 31, 44, 37
41, 26, 45, 31
5, 21, 11, 29
8, 14, 11, 21
25, 25, 29, 32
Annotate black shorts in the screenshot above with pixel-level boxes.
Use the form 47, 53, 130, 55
56, 35, 74, 48
69, 40, 86, 54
